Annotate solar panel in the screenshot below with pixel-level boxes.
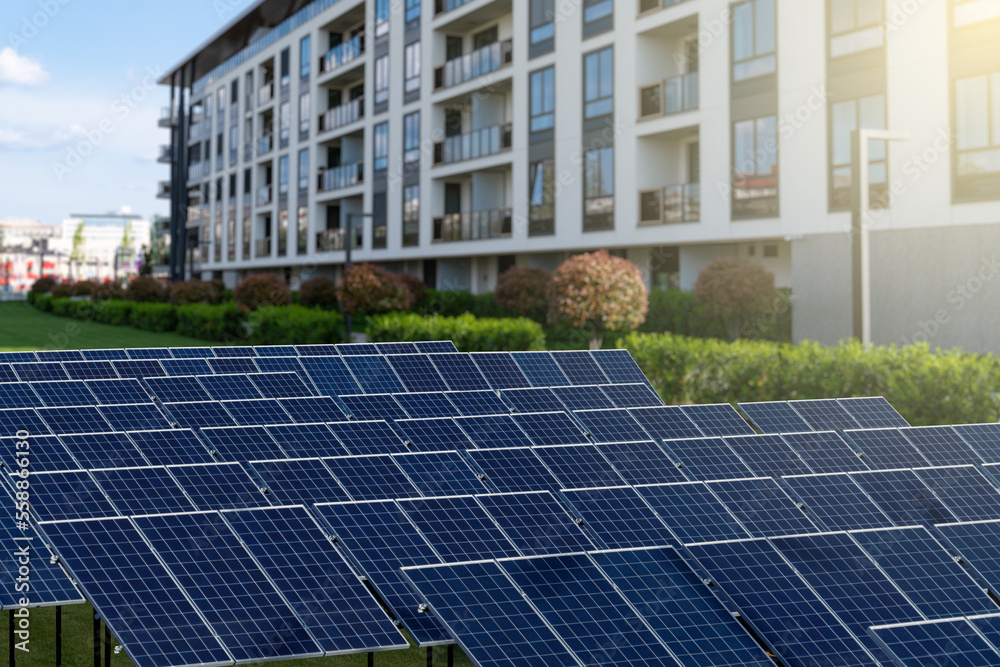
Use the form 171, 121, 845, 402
0, 382, 43, 408
550, 350, 609, 385
253, 344, 298, 356
839, 396, 910, 429
397, 495, 521, 561
780, 430, 868, 473
900, 425, 984, 466
132, 511, 323, 661
374, 341, 419, 354
90, 466, 197, 515
265, 423, 348, 458
294, 344, 341, 356
591, 546, 776, 667
201, 425, 286, 461
80, 349, 129, 361
659, 437, 756, 481
160, 358, 213, 376
851, 469, 956, 527
595, 441, 687, 485
340, 393, 408, 421
934, 521, 1000, 594
62, 360, 120, 380
126, 429, 215, 466
393, 417, 477, 451
27, 470, 118, 520
511, 411, 589, 446
499, 387, 565, 413
393, 451, 489, 496
37, 405, 112, 434
551, 385, 616, 411
445, 389, 510, 416
322, 454, 422, 500
169, 346, 215, 358
781, 473, 896, 531
385, 354, 449, 392
124, 347, 172, 359
196, 373, 263, 400
599, 383, 663, 408
206, 357, 259, 375
723, 433, 813, 477
162, 401, 237, 429
144, 376, 211, 403
869, 618, 1000, 667
561, 486, 676, 549
97, 403, 172, 431
967, 615, 1000, 654
342, 355, 407, 394
426, 353, 492, 391
0, 364, 16, 383
41, 516, 231, 667
111, 359, 165, 379
679, 404, 754, 437
534, 444, 627, 489
59, 431, 149, 468
326, 420, 408, 455
500, 552, 679, 665
686, 538, 878, 666
912, 465, 1000, 522
629, 406, 704, 440
636, 482, 752, 545
0, 511, 83, 609
222, 505, 408, 654
12, 362, 69, 382
277, 396, 347, 422
0, 352, 37, 363
707, 477, 820, 537
468, 351, 532, 389
85, 378, 151, 405
249, 457, 351, 504
212, 346, 256, 357
401, 560, 581, 667
414, 341, 459, 353
255, 356, 312, 385
843, 428, 931, 469
590, 349, 650, 385
850, 526, 998, 618
954, 423, 1000, 463
789, 398, 861, 431
336, 343, 380, 355
220, 398, 294, 425
476, 491, 596, 556
37, 350, 84, 362
511, 351, 570, 387
465, 447, 563, 495
0, 408, 51, 437
167, 462, 271, 510
453, 414, 535, 449
247, 371, 315, 398
3, 433, 79, 472
736, 401, 813, 434
393, 391, 460, 418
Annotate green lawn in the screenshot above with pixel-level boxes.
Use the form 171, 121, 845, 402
0, 302, 214, 351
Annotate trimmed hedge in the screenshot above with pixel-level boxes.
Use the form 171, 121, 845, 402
621, 332, 1000, 426
129, 303, 178, 332
241, 305, 344, 345
176, 304, 243, 341
368, 312, 545, 352
93, 300, 134, 326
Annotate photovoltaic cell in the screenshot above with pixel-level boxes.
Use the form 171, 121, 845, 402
80, 349, 129, 361
599, 383, 663, 409
571, 408, 649, 444
85, 378, 151, 405
0, 408, 51, 437
0, 382, 43, 408
679, 404, 754, 437
4, 433, 79, 473
954, 423, 1000, 463
37, 350, 84, 362
511, 412, 589, 446
196, 373, 263, 400
629, 406, 703, 440
551, 385, 616, 411
342, 355, 407, 394
900, 425, 984, 466
0, 515, 83, 609
465, 447, 563, 495
340, 393, 408, 421
162, 401, 237, 429
277, 396, 347, 422
397, 495, 520, 561
781, 473, 896, 531
851, 469, 956, 527
445, 390, 509, 416
511, 351, 569, 387
169, 347, 215, 359
550, 350, 609, 385
248, 371, 315, 398
166, 462, 270, 510
636, 482, 751, 545
659, 437, 755, 481
220, 398, 294, 425
0, 352, 37, 363
533, 444, 626, 489
468, 351, 532, 389
265, 423, 348, 458
789, 398, 861, 431
111, 359, 166, 379
201, 425, 286, 461
374, 341, 419, 354
59, 431, 149, 468
844, 428, 931, 469
595, 441, 687, 485
911, 465, 1000, 522
126, 429, 215, 466
255, 356, 311, 384
12, 362, 68, 382
967, 615, 1000, 655
248, 458, 351, 504
253, 344, 298, 356
322, 454, 421, 501
207, 357, 259, 375
89, 466, 197, 515
393, 417, 476, 451
476, 491, 596, 556
934, 521, 1000, 594
414, 341, 459, 354
336, 343, 380, 355
160, 358, 213, 377
839, 396, 910, 428
393, 392, 460, 418
561, 486, 676, 549
737, 401, 813, 434
427, 353, 492, 391
28, 470, 118, 520
707, 477, 820, 538
297, 356, 363, 396
327, 420, 408, 456
590, 349, 650, 385
869, 618, 1000, 667
385, 354, 449, 393
97, 403, 172, 431
0, 365, 16, 383
454, 414, 534, 449
63, 361, 120, 380
124, 348, 172, 360
499, 387, 565, 414
212, 346, 256, 357
780, 431, 868, 473
723, 433, 812, 477
144, 376, 211, 403
294, 344, 340, 356
393, 451, 489, 496
37, 405, 112, 434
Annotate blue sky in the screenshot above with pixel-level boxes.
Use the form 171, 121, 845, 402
0, 0, 255, 226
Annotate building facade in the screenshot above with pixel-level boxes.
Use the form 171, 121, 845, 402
159, 0, 1000, 352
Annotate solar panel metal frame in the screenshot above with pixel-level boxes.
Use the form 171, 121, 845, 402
396, 494, 522, 562
780, 472, 897, 532
384, 354, 449, 393
598, 383, 663, 409
426, 353, 493, 391
321, 454, 422, 501
464, 447, 564, 495
165, 462, 271, 510
453, 414, 535, 449
474, 490, 597, 556
264, 422, 349, 458
560, 485, 678, 550
532, 444, 628, 489
838, 396, 910, 428
206, 357, 260, 375
550, 350, 610, 385
393, 417, 477, 451
97, 402, 173, 432
468, 351, 532, 389
392, 450, 489, 496
510, 411, 590, 447
392, 391, 461, 419
635, 481, 753, 545
84, 378, 152, 405
126, 428, 216, 466
277, 395, 348, 423
339, 393, 409, 421
89, 465, 198, 515
510, 351, 570, 387
325, 420, 409, 456
195, 373, 264, 400
247, 457, 352, 505
789, 398, 862, 431
62, 360, 120, 380
736, 400, 813, 434
444, 389, 510, 416
705, 476, 821, 538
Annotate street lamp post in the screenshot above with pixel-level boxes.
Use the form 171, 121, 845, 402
343, 212, 374, 340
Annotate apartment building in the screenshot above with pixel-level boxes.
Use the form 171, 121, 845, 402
159, 0, 1000, 353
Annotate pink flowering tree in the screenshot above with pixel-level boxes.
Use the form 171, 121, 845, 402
694, 257, 775, 340
336, 263, 414, 316
548, 250, 649, 349
493, 266, 551, 322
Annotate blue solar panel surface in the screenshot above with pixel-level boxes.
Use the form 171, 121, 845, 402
561, 486, 676, 549
397, 495, 521, 561
636, 482, 751, 544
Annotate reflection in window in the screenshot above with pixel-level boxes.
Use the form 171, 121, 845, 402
530, 0, 555, 48
530, 67, 555, 132
584, 147, 614, 231
733, 0, 776, 81
375, 56, 389, 105
830, 94, 887, 209
403, 185, 419, 247
584, 48, 613, 119
404, 112, 420, 164
529, 159, 555, 236
733, 115, 778, 217
955, 72, 1000, 195
405, 42, 421, 93
374, 122, 389, 171
584, 0, 613, 24
829, 0, 884, 58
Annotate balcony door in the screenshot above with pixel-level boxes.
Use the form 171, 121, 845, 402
445, 183, 462, 215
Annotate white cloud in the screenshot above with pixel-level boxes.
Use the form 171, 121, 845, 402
0, 48, 49, 86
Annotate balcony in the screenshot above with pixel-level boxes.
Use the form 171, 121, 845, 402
257, 185, 273, 207
435, 0, 476, 14
318, 161, 364, 193
639, 72, 699, 120
433, 208, 512, 242
315, 227, 363, 252
638, 0, 694, 15
158, 106, 176, 127
320, 34, 365, 76
319, 97, 364, 134
258, 81, 275, 106
187, 161, 207, 181
258, 134, 273, 156
255, 237, 271, 257
638, 183, 700, 224
434, 39, 513, 90
157, 145, 174, 164
156, 180, 171, 200
434, 123, 512, 166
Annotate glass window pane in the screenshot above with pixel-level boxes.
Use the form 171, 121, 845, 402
832, 100, 857, 167
755, 0, 776, 55
856, 0, 884, 26
992, 72, 1000, 146
830, 0, 856, 33
860, 94, 886, 160
600, 49, 614, 98
734, 120, 755, 176
756, 115, 777, 176
600, 147, 614, 195
531, 71, 543, 115
584, 53, 598, 101
733, 2, 754, 62
956, 75, 990, 150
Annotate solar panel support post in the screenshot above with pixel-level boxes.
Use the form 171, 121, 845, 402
8, 609, 13, 667
104, 624, 111, 667
448, 644, 454, 666
343, 212, 374, 341
93, 613, 100, 667
56, 605, 62, 667
368, 651, 374, 667
426, 646, 433, 667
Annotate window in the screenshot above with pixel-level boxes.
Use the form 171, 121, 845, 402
217, 87, 226, 120
375, 0, 389, 38
406, 0, 420, 26
583, 147, 614, 231
300, 35, 311, 79
584, 0, 613, 24
529, 158, 555, 236
404, 112, 420, 164
279, 101, 291, 145
297, 205, 308, 255
280, 47, 290, 87
374, 122, 389, 171
530, 67, 555, 132
733, 115, 778, 217
228, 174, 236, 262
229, 125, 238, 166
375, 55, 389, 105
732, 0, 776, 81
955, 71, 1000, 197
299, 92, 310, 137
954, 0, 1000, 27
278, 208, 288, 256
830, 94, 887, 209
216, 133, 223, 171
231, 79, 238, 105
530, 0, 555, 49
373, 191, 387, 249
278, 155, 290, 195
298, 149, 309, 191
405, 42, 421, 93
829, 0, 884, 58
403, 185, 419, 247
214, 178, 223, 263
584, 48, 613, 119
242, 169, 251, 260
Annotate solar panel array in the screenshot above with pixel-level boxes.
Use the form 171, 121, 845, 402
9, 342, 1000, 667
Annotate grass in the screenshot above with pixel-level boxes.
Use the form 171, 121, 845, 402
0, 302, 212, 351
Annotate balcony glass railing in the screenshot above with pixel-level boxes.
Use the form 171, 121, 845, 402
639, 72, 699, 119
434, 39, 513, 89
258, 134, 273, 155
257, 185, 273, 206
255, 237, 271, 257
158, 145, 173, 162
315, 227, 363, 251
433, 208, 512, 242
319, 97, 364, 133
320, 34, 365, 75
638, 183, 700, 224
639, 0, 694, 13
435, 0, 476, 14
434, 123, 512, 165
317, 161, 364, 192
258, 81, 274, 105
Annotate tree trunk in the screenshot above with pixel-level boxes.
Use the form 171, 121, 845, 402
589, 324, 603, 350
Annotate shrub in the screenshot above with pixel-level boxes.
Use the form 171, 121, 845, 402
93, 300, 133, 326
93, 282, 125, 302
51, 283, 72, 298
242, 305, 344, 344
695, 257, 775, 340
129, 303, 177, 332
125, 276, 166, 303
234, 273, 292, 311
299, 276, 338, 309
494, 267, 550, 322
30, 277, 56, 294
176, 303, 243, 341
168, 279, 225, 305
33, 294, 53, 312
337, 264, 414, 316
397, 274, 427, 305
368, 312, 545, 351
548, 250, 649, 349
71, 280, 98, 298
50, 297, 74, 317
640, 289, 728, 339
